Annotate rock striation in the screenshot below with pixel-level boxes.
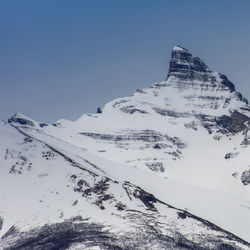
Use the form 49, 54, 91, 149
166, 46, 235, 92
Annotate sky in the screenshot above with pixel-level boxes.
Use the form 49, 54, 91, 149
0, 0, 250, 123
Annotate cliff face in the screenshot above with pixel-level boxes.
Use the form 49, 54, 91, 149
167, 46, 235, 92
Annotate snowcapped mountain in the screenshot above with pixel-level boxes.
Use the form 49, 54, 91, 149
1, 46, 250, 249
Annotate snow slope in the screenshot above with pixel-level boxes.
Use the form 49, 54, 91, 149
1, 46, 250, 249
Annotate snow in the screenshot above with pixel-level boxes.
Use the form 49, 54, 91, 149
173, 46, 187, 52
6, 124, 249, 243
1, 46, 250, 246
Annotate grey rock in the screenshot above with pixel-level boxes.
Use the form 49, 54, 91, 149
241, 170, 250, 185
8, 114, 34, 127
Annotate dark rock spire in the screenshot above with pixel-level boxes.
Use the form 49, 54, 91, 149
165, 46, 235, 92
166, 46, 210, 81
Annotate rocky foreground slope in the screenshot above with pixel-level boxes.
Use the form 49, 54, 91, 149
1, 46, 250, 249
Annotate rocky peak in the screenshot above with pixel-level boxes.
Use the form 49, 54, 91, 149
166, 46, 210, 81
166, 46, 235, 92
8, 113, 35, 127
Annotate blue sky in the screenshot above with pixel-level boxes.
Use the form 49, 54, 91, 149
1, 0, 250, 122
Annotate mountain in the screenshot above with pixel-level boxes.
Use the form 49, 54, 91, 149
1, 46, 250, 250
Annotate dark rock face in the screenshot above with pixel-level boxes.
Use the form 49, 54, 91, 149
166, 46, 211, 82
120, 105, 148, 114
1, 216, 246, 250
132, 187, 158, 211
224, 152, 238, 160
216, 111, 250, 133
240, 138, 250, 146
152, 107, 189, 118
8, 114, 34, 127
166, 46, 236, 92
39, 123, 48, 128
2, 200, 250, 250
219, 74, 235, 92
97, 107, 103, 113
0, 217, 3, 231
195, 111, 250, 135
79, 130, 165, 143
241, 170, 250, 185
79, 130, 185, 146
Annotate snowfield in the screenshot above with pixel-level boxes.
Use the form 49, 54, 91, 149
1, 46, 250, 249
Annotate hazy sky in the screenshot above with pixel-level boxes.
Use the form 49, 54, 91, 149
1, 0, 250, 123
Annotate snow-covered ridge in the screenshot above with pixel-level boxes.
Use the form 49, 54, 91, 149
1, 121, 250, 249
